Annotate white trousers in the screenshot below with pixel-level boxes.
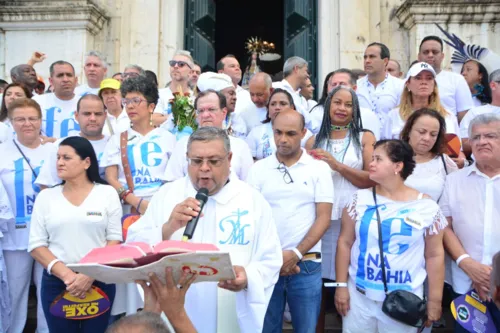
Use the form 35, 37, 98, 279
342, 280, 418, 333
4, 250, 48, 333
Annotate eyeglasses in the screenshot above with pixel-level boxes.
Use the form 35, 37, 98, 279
122, 72, 140, 78
187, 154, 228, 167
195, 108, 220, 115
169, 60, 192, 69
277, 162, 294, 184
122, 97, 147, 107
12, 117, 41, 125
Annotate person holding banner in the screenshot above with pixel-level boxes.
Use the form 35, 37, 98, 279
126, 127, 283, 333
28, 136, 123, 333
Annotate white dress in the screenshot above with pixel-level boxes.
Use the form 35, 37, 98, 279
318, 132, 364, 280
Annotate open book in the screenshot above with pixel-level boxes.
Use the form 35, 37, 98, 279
68, 240, 235, 284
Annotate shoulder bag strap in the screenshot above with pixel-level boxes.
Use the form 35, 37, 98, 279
372, 187, 389, 294
13, 139, 38, 178
120, 131, 134, 192
440, 154, 448, 175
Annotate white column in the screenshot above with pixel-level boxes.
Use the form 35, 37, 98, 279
318, 0, 340, 97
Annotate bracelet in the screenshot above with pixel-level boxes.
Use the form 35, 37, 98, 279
324, 282, 347, 288
121, 189, 133, 202
116, 186, 127, 196
456, 254, 471, 267
136, 198, 144, 213
291, 247, 303, 261
47, 259, 61, 275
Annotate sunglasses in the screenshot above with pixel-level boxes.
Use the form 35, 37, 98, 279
169, 60, 192, 69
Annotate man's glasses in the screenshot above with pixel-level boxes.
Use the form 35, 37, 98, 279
169, 60, 192, 69
122, 97, 147, 107
187, 154, 228, 167
122, 72, 140, 79
12, 117, 41, 125
277, 162, 294, 184
195, 108, 220, 115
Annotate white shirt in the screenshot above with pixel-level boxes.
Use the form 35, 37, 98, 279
356, 74, 405, 126
237, 104, 268, 135
154, 86, 195, 116
439, 164, 500, 294
348, 189, 447, 301
459, 104, 500, 138
309, 105, 381, 140
435, 70, 474, 116
384, 107, 460, 139
247, 149, 334, 254
35, 134, 110, 187
234, 85, 252, 115
28, 184, 123, 264
405, 155, 457, 202
33, 93, 80, 138
0, 122, 12, 144
103, 110, 130, 136
74, 84, 100, 97
165, 134, 254, 181
272, 79, 312, 129
100, 127, 176, 198
0, 139, 53, 250
126, 176, 282, 333
245, 123, 313, 160
0, 180, 14, 239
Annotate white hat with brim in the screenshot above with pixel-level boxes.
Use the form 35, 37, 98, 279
405, 62, 437, 82
197, 72, 234, 92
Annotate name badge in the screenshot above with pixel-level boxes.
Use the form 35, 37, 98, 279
404, 214, 424, 230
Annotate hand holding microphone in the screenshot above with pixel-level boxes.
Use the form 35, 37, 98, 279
165, 188, 209, 240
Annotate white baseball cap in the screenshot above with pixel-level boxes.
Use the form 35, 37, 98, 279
197, 72, 234, 92
405, 62, 437, 81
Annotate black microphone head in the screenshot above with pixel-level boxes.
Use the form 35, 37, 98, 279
195, 188, 209, 204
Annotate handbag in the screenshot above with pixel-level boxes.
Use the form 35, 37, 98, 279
372, 187, 427, 327
120, 131, 141, 241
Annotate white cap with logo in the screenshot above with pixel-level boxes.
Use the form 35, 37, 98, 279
405, 62, 437, 81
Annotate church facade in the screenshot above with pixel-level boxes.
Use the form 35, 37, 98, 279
1, 0, 499, 91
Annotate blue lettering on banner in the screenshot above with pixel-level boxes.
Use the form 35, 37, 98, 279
219, 209, 250, 245
356, 204, 413, 288
141, 141, 162, 167
44, 106, 80, 137
126, 139, 165, 191
14, 158, 42, 227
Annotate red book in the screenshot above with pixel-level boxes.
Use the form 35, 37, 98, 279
79, 240, 220, 268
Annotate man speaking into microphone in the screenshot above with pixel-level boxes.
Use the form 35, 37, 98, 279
126, 127, 282, 333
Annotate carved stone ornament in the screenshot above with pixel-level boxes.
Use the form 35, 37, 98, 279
0, 0, 109, 35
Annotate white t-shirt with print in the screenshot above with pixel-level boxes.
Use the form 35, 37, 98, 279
245, 122, 313, 160
28, 184, 123, 264
74, 84, 100, 97
0, 180, 14, 239
0, 139, 53, 250
33, 93, 80, 139
0, 122, 13, 144
100, 127, 176, 198
346, 189, 447, 302
35, 134, 110, 187
435, 70, 474, 116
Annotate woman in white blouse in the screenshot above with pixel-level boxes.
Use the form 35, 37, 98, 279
245, 88, 312, 160
29, 136, 122, 333
384, 62, 460, 140
0, 83, 33, 143
401, 108, 458, 201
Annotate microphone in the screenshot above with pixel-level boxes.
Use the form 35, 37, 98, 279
182, 188, 209, 242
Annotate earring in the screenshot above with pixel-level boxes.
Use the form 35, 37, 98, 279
149, 113, 153, 127
395, 171, 398, 175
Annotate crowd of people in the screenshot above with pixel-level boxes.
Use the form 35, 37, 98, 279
0, 34, 499, 333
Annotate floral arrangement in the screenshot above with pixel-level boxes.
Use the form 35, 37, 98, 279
170, 87, 197, 132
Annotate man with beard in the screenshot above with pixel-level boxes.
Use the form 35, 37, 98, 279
75, 50, 108, 96
33, 61, 80, 141
35, 94, 109, 187
153, 50, 194, 127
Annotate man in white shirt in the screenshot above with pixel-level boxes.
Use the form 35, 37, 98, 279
356, 43, 405, 129
418, 36, 474, 122
441, 113, 500, 330
300, 77, 317, 111
153, 50, 194, 127
310, 68, 381, 139
99, 78, 130, 136
272, 56, 312, 128
165, 90, 253, 181
217, 54, 252, 115
188, 61, 202, 90
35, 94, 110, 188
74, 50, 108, 97
461, 69, 500, 156
33, 61, 80, 141
126, 127, 282, 333
386, 59, 403, 79
247, 109, 333, 332
237, 72, 273, 136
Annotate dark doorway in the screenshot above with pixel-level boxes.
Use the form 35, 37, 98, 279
214, 0, 285, 80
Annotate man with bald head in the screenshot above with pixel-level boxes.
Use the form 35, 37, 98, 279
247, 108, 333, 332
238, 72, 273, 135
10, 64, 38, 93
